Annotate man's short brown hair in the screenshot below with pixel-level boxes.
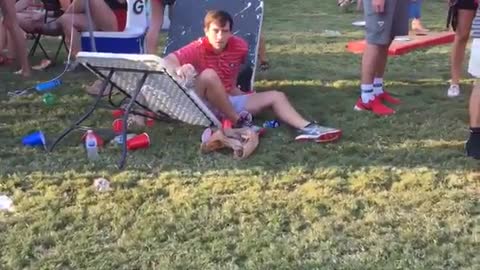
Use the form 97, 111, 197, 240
204, 10, 234, 30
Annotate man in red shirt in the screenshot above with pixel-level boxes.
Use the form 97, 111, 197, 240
163, 10, 341, 143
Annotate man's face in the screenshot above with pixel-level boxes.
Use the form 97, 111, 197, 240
204, 21, 232, 51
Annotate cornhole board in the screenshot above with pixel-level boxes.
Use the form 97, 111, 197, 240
346, 32, 455, 56
164, 0, 264, 91
49, 52, 221, 169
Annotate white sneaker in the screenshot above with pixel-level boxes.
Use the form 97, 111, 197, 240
447, 84, 460, 97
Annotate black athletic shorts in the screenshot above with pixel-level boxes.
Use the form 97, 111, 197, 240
456, 0, 479, 10
162, 0, 176, 6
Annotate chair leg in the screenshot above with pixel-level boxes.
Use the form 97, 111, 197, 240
62, 36, 69, 52
118, 72, 149, 169
53, 35, 66, 63
29, 34, 42, 57
48, 70, 115, 152
37, 41, 51, 60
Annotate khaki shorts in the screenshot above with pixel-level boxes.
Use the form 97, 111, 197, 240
205, 94, 252, 118
363, 0, 409, 45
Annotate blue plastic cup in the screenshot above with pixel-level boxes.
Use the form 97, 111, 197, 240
22, 131, 46, 148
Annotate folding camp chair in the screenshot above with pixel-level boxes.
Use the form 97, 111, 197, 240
80, 0, 148, 54
28, 0, 68, 63
164, 0, 264, 91
49, 52, 221, 168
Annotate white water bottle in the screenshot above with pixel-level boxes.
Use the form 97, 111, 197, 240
85, 130, 99, 161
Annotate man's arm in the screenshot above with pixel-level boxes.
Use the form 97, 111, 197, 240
163, 53, 181, 75
163, 52, 197, 81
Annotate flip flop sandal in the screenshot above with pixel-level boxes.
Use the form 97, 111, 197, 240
32, 59, 54, 70
259, 61, 270, 71
0, 55, 14, 66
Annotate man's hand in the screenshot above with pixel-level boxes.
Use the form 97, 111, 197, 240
372, 0, 385, 13
175, 64, 197, 82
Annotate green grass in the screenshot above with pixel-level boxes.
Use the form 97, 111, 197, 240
1, 0, 479, 269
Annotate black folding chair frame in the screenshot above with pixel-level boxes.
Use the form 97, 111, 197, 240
49, 63, 217, 169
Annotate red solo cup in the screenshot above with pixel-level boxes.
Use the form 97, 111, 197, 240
112, 109, 125, 118
126, 133, 150, 150
146, 112, 155, 127
112, 118, 125, 134
222, 119, 232, 129
146, 118, 154, 127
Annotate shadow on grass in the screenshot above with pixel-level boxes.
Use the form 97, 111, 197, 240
0, 80, 475, 177
261, 51, 452, 82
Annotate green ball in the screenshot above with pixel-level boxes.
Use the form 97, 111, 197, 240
42, 93, 56, 106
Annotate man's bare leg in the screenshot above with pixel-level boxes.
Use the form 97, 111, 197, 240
361, 43, 386, 87
466, 80, 480, 158
0, 0, 31, 77
243, 90, 341, 142
145, 0, 164, 54
194, 69, 240, 122
57, 13, 87, 57
469, 81, 480, 127
449, 9, 476, 97
244, 91, 309, 129
356, 42, 395, 115
360, 43, 382, 101
374, 42, 390, 80
370, 40, 400, 104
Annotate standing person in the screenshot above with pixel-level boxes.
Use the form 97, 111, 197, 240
145, 0, 175, 54
447, 0, 478, 97
465, 9, 480, 158
56, 0, 127, 58
354, 0, 407, 116
409, 0, 429, 33
0, 0, 31, 77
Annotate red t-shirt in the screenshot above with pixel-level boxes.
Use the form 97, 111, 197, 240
173, 36, 249, 92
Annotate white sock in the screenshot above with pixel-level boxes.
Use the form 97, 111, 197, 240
373, 77, 384, 95
361, 84, 374, 103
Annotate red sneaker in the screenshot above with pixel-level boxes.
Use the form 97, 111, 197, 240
354, 96, 395, 116
378, 91, 401, 105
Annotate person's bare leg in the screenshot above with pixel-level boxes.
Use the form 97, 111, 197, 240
63, 0, 86, 14
5, 30, 15, 58
357, 0, 363, 11
451, 9, 476, 86
6, 13, 30, 60
146, 0, 164, 54
466, 80, 480, 158
470, 81, 480, 127
373, 41, 391, 79
258, 35, 267, 63
361, 43, 385, 85
57, 13, 88, 57
0, 0, 31, 77
0, 21, 7, 52
88, 0, 118, 31
244, 91, 309, 129
195, 69, 239, 122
